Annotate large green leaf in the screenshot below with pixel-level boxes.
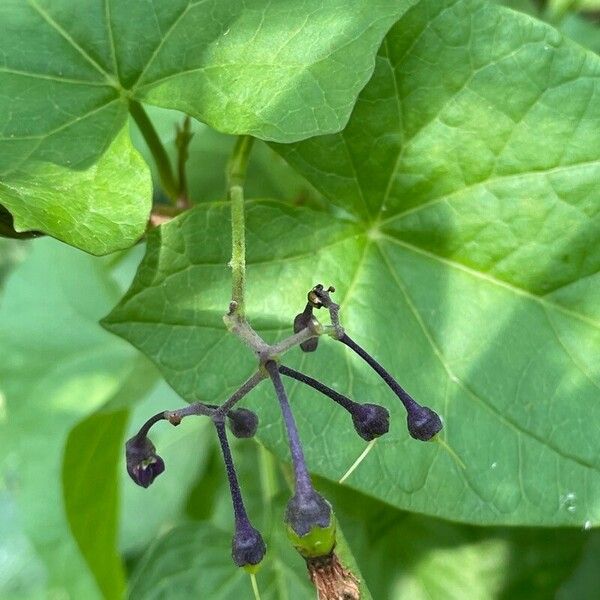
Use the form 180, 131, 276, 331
0, 128, 152, 254
104, 0, 600, 527
0, 0, 415, 252
0, 0, 416, 170
322, 481, 598, 600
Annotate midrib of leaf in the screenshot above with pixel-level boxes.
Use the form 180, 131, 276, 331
0, 99, 121, 142
104, 0, 120, 79
28, 0, 116, 86
375, 239, 600, 474
128, 0, 198, 91
381, 233, 600, 331
379, 159, 600, 225
0, 67, 111, 86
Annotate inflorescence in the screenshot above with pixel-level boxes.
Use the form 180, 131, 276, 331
125, 284, 443, 572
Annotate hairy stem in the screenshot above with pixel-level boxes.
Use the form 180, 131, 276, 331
129, 101, 178, 202
227, 136, 255, 316
265, 361, 312, 496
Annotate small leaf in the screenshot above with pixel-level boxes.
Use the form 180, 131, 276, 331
63, 410, 129, 600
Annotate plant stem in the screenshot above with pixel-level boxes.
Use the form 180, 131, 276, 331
269, 326, 320, 356
250, 573, 261, 600
214, 370, 266, 418
133, 411, 167, 439
129, 101, 178, 202
265, 361, 312, 496
339, 333, 419, 412
215, 419, 251, 529
227, 136, 255, 317
175, 115, 193, 203
279, 365, 357, 412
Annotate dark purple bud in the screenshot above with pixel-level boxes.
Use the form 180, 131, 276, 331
227, 408, 259, 438
125, 435, 165, 488
285, 488, 332, 537
351, 404, 390, 441
294, 303, 319, 352
232, 521, 266, 568
407, 404, 443, 441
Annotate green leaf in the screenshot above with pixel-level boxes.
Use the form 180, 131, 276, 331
63, 410, 129, 600
0, 0, 416, 252
104, 0, 600, 527
128, 521, 306, 600
0, 238, 150, 598
0, 0, 416, 168
322, 481, 597, 600
0, 128, 152, 254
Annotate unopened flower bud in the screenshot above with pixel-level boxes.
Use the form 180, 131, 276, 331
407, 404, 443, 441
232, 521, 266, 572
285, 490, 336, 558
227, 408, 259, 438
294, 303, 319, 352
351, 403, 390, 441
125, 436, 165, 488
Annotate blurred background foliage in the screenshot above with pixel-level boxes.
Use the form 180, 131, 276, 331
1, 1, 598, 598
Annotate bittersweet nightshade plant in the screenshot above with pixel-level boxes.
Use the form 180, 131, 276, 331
3, 1, 600, 599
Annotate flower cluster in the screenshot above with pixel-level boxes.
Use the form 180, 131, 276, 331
125, 284, 443, 573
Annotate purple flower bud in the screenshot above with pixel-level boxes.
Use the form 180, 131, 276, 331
294, 303, 319, 352
351, 403, 390, 441
407, 404, 443, 441
285, 488, 332, 537
227, 408, 259, 438
125, 435, 165, 488
232, 521, 266, 568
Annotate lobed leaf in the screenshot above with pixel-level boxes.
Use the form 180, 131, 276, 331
0, 128, 152, 254
105, 0, 600, 528
0, 0, 417, 251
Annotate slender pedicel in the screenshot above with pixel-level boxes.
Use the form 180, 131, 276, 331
265, 361, 335, 556
279, 365, 389, 441
215, 371, 266, 418
215, 419, 266, 570
339, 332, 443, 441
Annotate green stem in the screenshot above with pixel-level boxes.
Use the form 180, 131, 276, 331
227, 136, 254, 316
129, 101, 178, 202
